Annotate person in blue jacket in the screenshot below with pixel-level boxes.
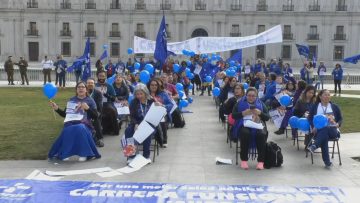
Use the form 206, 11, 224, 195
261, 73, 277, 106
54, 55, 67, 88
307, 89, 343, 168
253, 60, 262, 74
331, 64, 343, 96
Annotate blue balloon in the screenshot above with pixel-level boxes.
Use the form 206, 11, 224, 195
188, 73, 195, 80
182, 49, 189, 55
43, 83, 58, 99
128, 94, 134, 104
212, 87, 221, 97
178, 91, 184, 99
176, 83, 184, 91
186, 60, 192, 67
189, 51, 195, 57
243, 83, 249, 90
179, 100, 189, 108
127, 48, 133, 54
103, 44, 108, 49
289, 116, 299, 128
216, 55, 222, 61
297, 118, 310, 132
211, 54, 217, 61
185, 68, 191, 75
134, 62, 140, 70
201, 53, 208, 59
229, 60, 236, 67
145, 64, 154, 74
205, 76, 212, 83
226, 69, 236, 77
313, 114, 328, 129
173, 64, 180, 73
279, 95, 291, 107
106, 75, 116, 85
139, 70, 150, 83
188, 97, 193, 104
189, 83, 194, 90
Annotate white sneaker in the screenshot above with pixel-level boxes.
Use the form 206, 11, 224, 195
62, 158, 70, 161
78, 157, 87, 162
126, 158, 134, 164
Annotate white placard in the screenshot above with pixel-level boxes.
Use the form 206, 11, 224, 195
64, 114, 84, 123
114, 103, 130, 115
215, 157, 232, 165
117, 166, 140, 174
194, 65, 202, 75
244, 120, 264, 130
96, 170, 123, 178
45, 167, 112, 176
134, 25, 283, 54
128, 154, 151, 169
144, 103, 167, 126
170, 99, 178, 114
133, 121, 155, 144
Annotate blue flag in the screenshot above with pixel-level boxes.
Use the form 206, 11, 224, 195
296, 43, 310, 59
81, 38, 91, 81
154, 15, 168, 67
226, 49, 242, 65
343, 54, 360, 64
99, 49, 108, 61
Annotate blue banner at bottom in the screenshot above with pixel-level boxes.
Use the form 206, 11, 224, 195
0, 179, 347, 203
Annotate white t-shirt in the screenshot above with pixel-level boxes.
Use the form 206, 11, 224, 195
317, 103, 336, 127
42, 59, 53, 69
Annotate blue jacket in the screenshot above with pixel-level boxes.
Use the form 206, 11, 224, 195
157, 91, 174, 114
261, 81, 276, 102
332, 67, 343, 80
308, 102, 343, 128
253, 63, 262, 74
54, 59, 67, 74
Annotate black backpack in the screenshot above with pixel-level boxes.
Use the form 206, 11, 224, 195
171, 108, 186, 128
264, 141, 283, 169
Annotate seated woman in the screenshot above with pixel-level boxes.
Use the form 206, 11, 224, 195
113, 75, 130, 129
307, 89, 343, 168
48, 82, 101, 161
218, 76, 237, 122
293, 85, 316, 144
223, 83, 245, 116
125, 84, 161, 161
232, 87, 270, 170
148, 78, 174, 147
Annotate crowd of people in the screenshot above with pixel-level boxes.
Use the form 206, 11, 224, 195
5, 52, 341, 169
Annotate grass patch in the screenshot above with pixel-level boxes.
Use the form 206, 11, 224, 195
0, 88, 73, 160
329, 90, 360, 95
331, 97, 360, 133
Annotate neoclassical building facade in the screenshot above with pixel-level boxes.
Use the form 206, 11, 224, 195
0, 0, 360, 68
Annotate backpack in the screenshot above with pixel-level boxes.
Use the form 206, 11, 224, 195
171, 108, 185, 128
264, 141, 283, 169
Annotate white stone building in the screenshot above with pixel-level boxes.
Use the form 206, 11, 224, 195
0, 0, 359, 69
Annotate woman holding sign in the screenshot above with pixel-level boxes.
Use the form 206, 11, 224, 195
232, 87, 270, 170
125, 84, 162, 161
307, 89, 342, 168
48, 82, 101, 161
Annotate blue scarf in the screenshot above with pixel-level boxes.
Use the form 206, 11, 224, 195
232, 97, 263, 159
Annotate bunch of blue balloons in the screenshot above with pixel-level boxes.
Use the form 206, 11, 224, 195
182, 49, 195, 57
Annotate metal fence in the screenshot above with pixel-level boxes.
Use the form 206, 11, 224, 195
1, 68, 360, 84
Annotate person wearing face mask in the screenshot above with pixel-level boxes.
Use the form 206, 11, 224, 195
95, 70, 119, 135
232, 87, 270, 170
307, 89, 342, 168
86, 78, 104, 147
48, 82, 101, 161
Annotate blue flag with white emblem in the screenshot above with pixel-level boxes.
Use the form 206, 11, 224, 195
343, 54, 360, 64
81, 37, 91, 81
154, 15, 168, 67
99, 49, 108, 61
296, 43, 310, 59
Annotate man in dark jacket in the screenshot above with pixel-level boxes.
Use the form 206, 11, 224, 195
15, 57, 29, 85
87, 78, 104, 147
4, 56, 15, 85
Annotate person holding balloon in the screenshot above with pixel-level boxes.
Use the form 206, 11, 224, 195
307, 89, 343, 168
48, 82, 101, 161
292, 85, 316, 144
232, 87, 270, 170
